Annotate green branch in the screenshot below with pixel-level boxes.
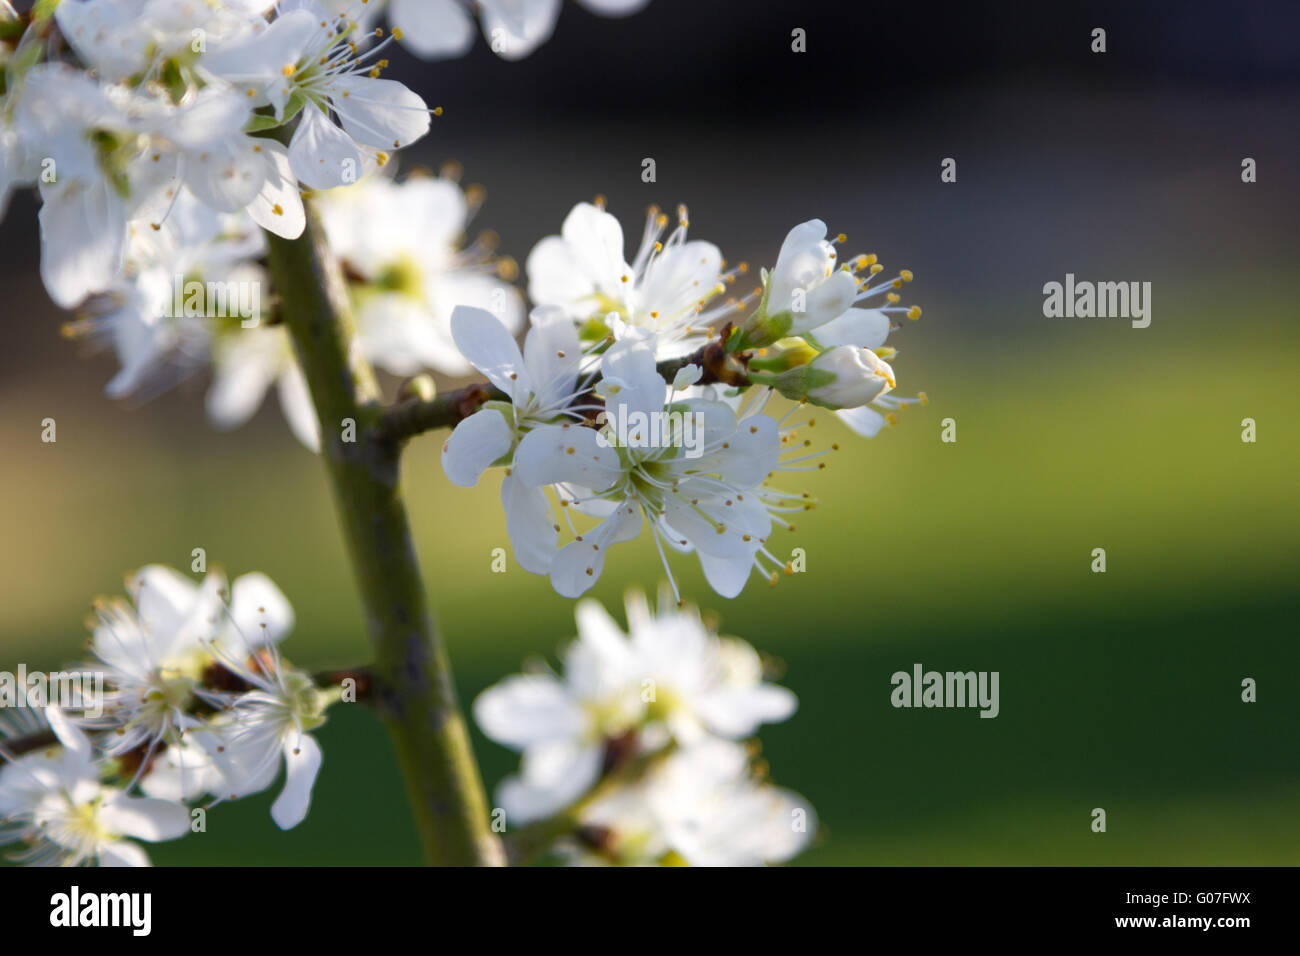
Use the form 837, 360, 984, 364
263, 199, 501, 866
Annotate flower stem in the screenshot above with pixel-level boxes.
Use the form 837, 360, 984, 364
263, 200, 502, 866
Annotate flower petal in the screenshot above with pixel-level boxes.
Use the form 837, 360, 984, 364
548, 503, 641, 597
450, 305, 526, 398
809, 307, 891, 349
442, 408, 514, 487
227, 571, 294, 649
390, 0, 477, 59
247, 141, 305, 240
38, 179, 127, 308
502, 473, 558, 574
835, 405, 888, 438
288, 104, 362, 191
514, 423, 622, 490
271, 733, 322, 830
99, 795, 192, 842
474, 674, 585, 749
331, 75, 431, 151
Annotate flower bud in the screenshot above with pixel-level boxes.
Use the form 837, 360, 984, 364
758, 345, 895, 409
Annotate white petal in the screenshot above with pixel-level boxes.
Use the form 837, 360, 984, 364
697, 685, 798, 738
576, 0, 650, 13
502, 474, 558, 575
790, 269, 859, 334
473, 674, 585, 748
498, 739, 601, 823
38, 179, 128, 308
46, 706, 93, 758
390, 0, 476, 59
441, 408, 513, 487
99, 795, 192, 842
514, 424, 622, 490
526, 234, 594, 311
599, 337, 666, 425
548, 504, 641, 598
98, 840, 152, 867
289, 104, 362, 191
450, 305, 526, 398
809, 307, 891, 349
227, 572, 294, 649
247, 141, 305, 240
522, 306, 580, 408
356, 293, 445, 376
184, 138, 267, 213
130, 564, 200, 641
271, 733, 322, 830
697, 551, 755, 599
478, 0, 561, 61
559, 201, 627, 294
277, 361, 321, 451
835, 405, 888, 438
768, 219, 828, 309
164, 88, 251, 150
331, 75, 431, 151
206, 329, 282, 429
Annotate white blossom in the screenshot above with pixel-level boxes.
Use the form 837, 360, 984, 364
476, 592, 797, 824
318, 173, 523, 375
527, 201, 748, 359
0, 708, 190, 866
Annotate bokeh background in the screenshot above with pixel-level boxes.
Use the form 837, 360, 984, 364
2, 0, 1298, 864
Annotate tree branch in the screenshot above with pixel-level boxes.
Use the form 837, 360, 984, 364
264, 198, 502, 866
375, 335, 752, 444
375, 381, 508, 443
0, 728, 57, 759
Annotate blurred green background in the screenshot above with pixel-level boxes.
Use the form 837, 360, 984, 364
2, 296, 1296, 864
2, 1, 1298, 864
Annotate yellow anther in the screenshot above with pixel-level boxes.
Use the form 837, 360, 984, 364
869, 263, 883, 275
899, 269, 913, 282
907, 305, 922, 320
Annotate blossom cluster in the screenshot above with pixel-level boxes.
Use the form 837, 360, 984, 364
476, 591, 815, 865
442, 201, 927, 599
0, 565, 337, 866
